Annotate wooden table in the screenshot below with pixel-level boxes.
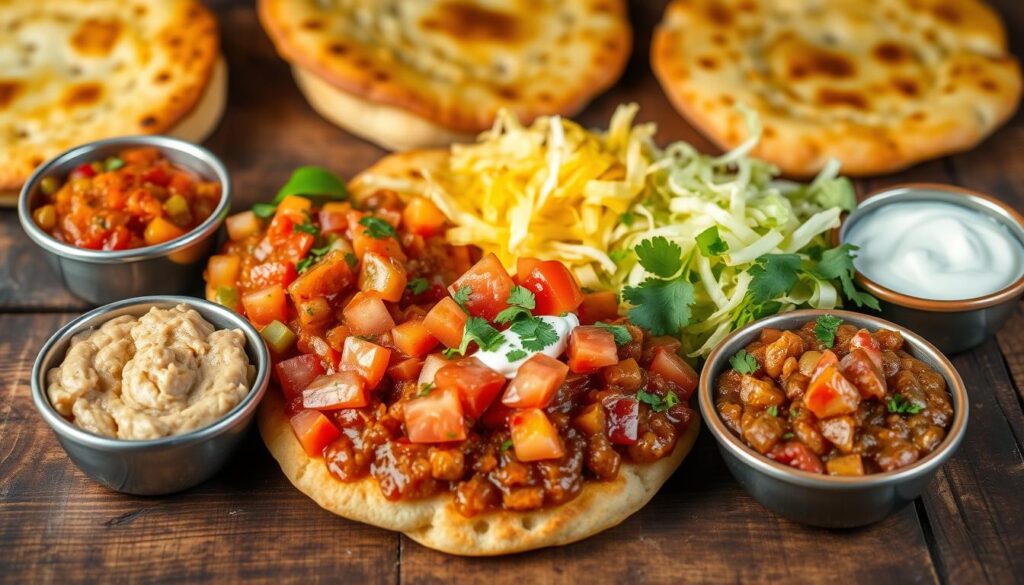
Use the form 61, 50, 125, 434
3, 1, 1022, 583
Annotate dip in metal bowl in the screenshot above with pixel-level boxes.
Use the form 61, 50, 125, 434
698, 309, 968, 528
838, 183, 1024, 354
17, 136, 231, 305
31, 296, 269, 496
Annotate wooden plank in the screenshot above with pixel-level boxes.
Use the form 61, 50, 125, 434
400, 430, 939, 584
0, 313, 399, 584
0, 215, 89, 312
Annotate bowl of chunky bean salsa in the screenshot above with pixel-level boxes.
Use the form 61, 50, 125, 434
18, 135, 230, 304
698, 309, 968, 528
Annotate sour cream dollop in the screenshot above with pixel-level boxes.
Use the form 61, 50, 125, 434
473, 313, 580, 378
845, 201, 1024, 301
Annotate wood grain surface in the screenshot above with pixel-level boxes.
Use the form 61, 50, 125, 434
1, 1, 1022, 584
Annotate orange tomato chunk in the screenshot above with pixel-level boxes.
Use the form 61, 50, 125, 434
391, 318, 439, 358
502, 354, 569, 409
402, 196, 447, 237
567, 326, 618, 373
510, 409, 565, 462
649, 350, 698, 400
342, 292, 395, 336
422, 297, 467, 348
242, 284, 288, 326
289, 409, 340, 457
434, 357, 506, 419
519, 260, 584, 316
803, 366, 861, 418
340, 336, 392, 389
404, 388, 466, 443
359, 251, 407, 302
302, 371, 369, 410
447, 253, 514, 321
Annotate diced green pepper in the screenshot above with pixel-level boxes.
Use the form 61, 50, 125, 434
105, 157, 125, 171
40, 176, 60, 195
215, 286, 240, 310
260, 320, 296, 354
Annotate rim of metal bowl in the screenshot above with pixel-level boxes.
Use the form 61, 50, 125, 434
30, 296, 270, 451
698, 308, 969, 490
837, 183, 1024, 313
17, 135, 231, 264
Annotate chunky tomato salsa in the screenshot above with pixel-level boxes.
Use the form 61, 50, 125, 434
33, 147, 222, 251
207, 189, 697, 516
715, 317, 953, 476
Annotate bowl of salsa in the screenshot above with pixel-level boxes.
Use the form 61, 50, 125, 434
18, 135, 231, 305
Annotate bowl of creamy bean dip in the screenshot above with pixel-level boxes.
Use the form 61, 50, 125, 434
31, 296, 270, 495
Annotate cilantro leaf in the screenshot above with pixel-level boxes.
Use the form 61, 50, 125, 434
442, 347, 460, 359
252, 203, 277, 219
635, 236, 683, 278
495, 306, 532, 325
767, 405, 779, 417
495, 286, 537, 324
637, 389, 680, 413
814, 315, 843, 348
417, 382, 434, 397
407, 277, 430, 295
500, 439, 514, 451
812, 244, 880, 310
619, 211, 635, 226
510, 317, 559, 351
887, 394, 924, 415
359, 216, 397, 239
622, 277, 694, 336
296, 257, 315, 273
748, 254, 802, 304
594, 321, 632, 345
451, 285, 472, 313
293, 220, 318, 235
457, 317, 505, 355
729, 349, 758, 375
274, 166, 347, 204
505, 348, 528, 361
696, 226, 729, 257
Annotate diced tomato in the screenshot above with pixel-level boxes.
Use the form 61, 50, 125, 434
226, 210, 263, 242
265, 214, 316, 262
509, 409, 565, 462
578, 291, 619, 324
206, 254, 240, 287
242, 284, 288, 326
417, 353, 451, 386
803, 366, 861, 418
603, 395, 639, 445
274, 354, 326, 401
515, 257, 542, 283
850, 329, 883, 371
302, 371, 368, 410
275, 194, 312, 221
434, 357, 506, 419
142, 165, 171, 186
422, 297, 467, 348
251, 261, 298, 289
340, 336, 392, 389
447, 253, 514, 321
70, 162, 97, 179
840, 348, 887, 399
478, 399, 515, 429
402, 196, 447, 237
811, 349, 839, 380
289, 409, 340, 457
325, 324, 351, 352
353, 233, 406, 262
404, 388, 466, 443
287, 250, 354, 301
502, 354, 569, 409
387, 357, 424, 382
143, 216, 185, 246
297, 296, 332, 329
342, 292, 395, 336
649, 351, 698, 400
767, 440, 825, 474
359, 251, 407, 302
318, 202, 351, 233
519, 260, 584, 316
567, 326, 618, 374
297, 333, 341, 370
391, 318, 439, 358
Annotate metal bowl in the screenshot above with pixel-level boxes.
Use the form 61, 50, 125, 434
31, 296, 269, 495
838, 183, 1024, 354
698, 309, 968, 528
17, 136, 231, 305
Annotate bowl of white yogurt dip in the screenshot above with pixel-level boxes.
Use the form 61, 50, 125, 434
838, 183, 1024, 354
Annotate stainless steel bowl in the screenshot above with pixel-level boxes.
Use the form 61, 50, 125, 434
31, 296, 269, 495
698, 309, 968, 528
17, 136, 231, 305
838, 183, 1024, 354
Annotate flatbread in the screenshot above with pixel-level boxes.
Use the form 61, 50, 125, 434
651, 0, 1022, 177
259, 389, 700, 556
257, 0, 631, 144
0, 0, 222, 192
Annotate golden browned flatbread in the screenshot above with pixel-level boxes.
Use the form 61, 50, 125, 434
651, 0, 1022, 177
0, 0, 222, 193
259, 390, 700, 556
257, 0, 631, 148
